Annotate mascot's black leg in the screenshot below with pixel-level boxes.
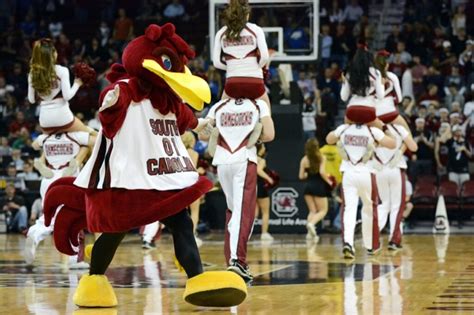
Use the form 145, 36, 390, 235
162, 210, 203, 278
89, 232, 127, 274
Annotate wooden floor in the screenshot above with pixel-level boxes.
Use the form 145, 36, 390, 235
0, 233, 473, 314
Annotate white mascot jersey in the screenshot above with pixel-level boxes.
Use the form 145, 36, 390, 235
75, 98, 198, 190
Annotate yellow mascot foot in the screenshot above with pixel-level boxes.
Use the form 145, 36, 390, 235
183, 271, 247, 307
74, 274, 118, 308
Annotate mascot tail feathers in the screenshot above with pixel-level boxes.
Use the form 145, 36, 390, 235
43, 177, 87, 256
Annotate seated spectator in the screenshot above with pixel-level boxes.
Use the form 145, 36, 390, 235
113, 8, 134, 46
163, 0, 186, 19
0, 137, 11, 157
419, 84, 441, 107
10, 149, 24, 171
0, 76, 14, 105
17, 161, 39, 181
0, 183, 28, 233
439, 108, 450, 123
439, 124, 472, 187
8, 112, 31, 137
445, 84, 465, 108
342, 0, 364, 24
1, 164, 26, 191
302, 96, 317, 141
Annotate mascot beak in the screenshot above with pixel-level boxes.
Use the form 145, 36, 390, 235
142, 59, 211, 110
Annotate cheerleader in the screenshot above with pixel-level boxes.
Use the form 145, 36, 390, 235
212, 0, 270, 107
341, 45, 384, 127
28, 38, 96, 135
255, 143, 274, 241
299, 138, 333, 241
373, 50, 411, 132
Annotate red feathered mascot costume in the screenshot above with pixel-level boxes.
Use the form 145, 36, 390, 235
43, 24, 247, 309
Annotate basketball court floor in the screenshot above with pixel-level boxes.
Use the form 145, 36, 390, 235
0, 233, 472, 314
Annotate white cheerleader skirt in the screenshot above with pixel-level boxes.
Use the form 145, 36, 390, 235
375, 97, 398, 124
39, 98, 75, 134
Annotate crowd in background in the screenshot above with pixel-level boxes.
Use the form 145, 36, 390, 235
0, 0, 473, 233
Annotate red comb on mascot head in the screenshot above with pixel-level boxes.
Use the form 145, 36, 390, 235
43, 24, 247, 309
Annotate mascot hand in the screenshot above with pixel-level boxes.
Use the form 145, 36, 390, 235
100, 85, 120, 112
62, 159, 78, 177
195, 118, 214, 136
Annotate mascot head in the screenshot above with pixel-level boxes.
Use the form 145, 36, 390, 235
117, 23, 210, 110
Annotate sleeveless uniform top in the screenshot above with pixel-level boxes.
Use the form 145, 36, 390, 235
207, 98, 270, 165
36, 132, 90, 170
373, 124, 409, 169
75, 96, 198, 190
334, 124, 385, 173
340, 67, 384, 108
213, 22, 269, 79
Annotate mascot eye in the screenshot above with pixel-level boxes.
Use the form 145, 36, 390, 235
161, 55, 172, 70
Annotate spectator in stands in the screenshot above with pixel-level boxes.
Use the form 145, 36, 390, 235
390, 42, 412, 66
17, 160, 39, 181
331, 23, 351, 68
113, 8, 134, 46
440, 124, 472, 187
452, 4, 466, 36
55, 33, 72, 66
1, 183, 28, 234
284, 16, 310, 50
163, 0, 186, 19
342, 0, 363, 24
410, 56, 428, 98
87, 111, 101, 131
0, 137, 11, 157
9, 112, 31, 137
8, 63, 27, 102
0, 76, 15, 105
98, 21, 111, 47
48, 16, 63, 39
410, 117, 435, 179
385, 25, 402, 53
419, 84, 441, 107
206, 66, 222, 104
435, 122, 450, 176
10, 149, 24, 171
2, 165, 26, 191
459, 40, 473, 72
445, 83, 465, 108
464, 91, 474, 126
302, 96, 317, 141
328, 0, 344, 25
20, 14, 36, 38
320, 24, 332, 69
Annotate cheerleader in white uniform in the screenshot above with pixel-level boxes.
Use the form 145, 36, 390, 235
373, 50, 411, 132
28, 38, 96, 135
341, 45, 385, 127
213, 0, 271, 107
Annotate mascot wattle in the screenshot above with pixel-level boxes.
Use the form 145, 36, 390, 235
43, 23, 247, 309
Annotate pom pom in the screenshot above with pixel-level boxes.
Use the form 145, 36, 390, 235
74, 62, 97, 87
263, 168, 280, 190
145, 24, 162, 42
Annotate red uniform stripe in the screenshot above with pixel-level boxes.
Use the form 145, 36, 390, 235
371, 174, 380, 250
391, 170, 406, 245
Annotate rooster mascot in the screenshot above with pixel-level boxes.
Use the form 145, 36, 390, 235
43, 24, 247, 309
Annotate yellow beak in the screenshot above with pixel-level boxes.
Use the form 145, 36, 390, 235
142, 59, 211, 110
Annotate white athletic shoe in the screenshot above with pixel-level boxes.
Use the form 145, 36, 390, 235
24, 237, 37, 265
306, 223, 317, 238
68, 261, 90, 270
260, 233, 274, 241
